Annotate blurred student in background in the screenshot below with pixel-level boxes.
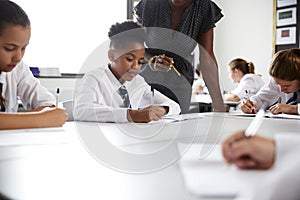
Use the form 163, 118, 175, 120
224, 58, 264, 102
193, 66, 208, 95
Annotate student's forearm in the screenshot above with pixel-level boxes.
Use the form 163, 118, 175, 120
224, 93, 240, 102
0, 113, 43, 130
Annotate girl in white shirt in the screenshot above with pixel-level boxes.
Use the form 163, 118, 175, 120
224, 58, 264, 102
242, 48, 300, 115
0, 1, 67, 130
74, 21, 181, 123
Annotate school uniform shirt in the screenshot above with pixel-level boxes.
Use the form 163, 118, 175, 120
73, 66, 181, 123
192, 78, 209, 94
230, 74, 264, 100
250, 78, 300, 114
254, 134, 300, 200
0, 61, 55, 112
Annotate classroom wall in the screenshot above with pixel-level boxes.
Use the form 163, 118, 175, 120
214, 0, 274, 92
36, 0, 275, 101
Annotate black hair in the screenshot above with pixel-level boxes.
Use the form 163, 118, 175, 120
108, 21, 145, 49
0, 0, 30, 35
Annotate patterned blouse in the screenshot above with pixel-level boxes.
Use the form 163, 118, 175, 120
134, 0, 223, 84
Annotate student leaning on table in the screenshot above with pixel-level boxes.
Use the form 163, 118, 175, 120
73, 21, 181, 123
0, 1, 68, 130
224, 58, 264, 102
242, 48, 300, 115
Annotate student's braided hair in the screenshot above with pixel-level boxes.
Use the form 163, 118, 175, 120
108, 21, 145, 50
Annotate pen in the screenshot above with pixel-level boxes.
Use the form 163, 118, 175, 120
244, 109, 265, 137
151, 85, 154, 105
56, 88, 60, 107
244, 90, 255, 114
170, 61, 181, 76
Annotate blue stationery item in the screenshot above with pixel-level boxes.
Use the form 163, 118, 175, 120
119, 85, 131, 108
29, 67, 40, 77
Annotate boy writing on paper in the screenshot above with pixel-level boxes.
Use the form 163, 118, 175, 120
242, 48, 300, 115
74, 21, 181, 123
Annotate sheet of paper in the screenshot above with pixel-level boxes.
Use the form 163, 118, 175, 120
163, 113, 204, 122
177, 143, 270, 198
265, 113, 300, 120
230, 110, 300, 120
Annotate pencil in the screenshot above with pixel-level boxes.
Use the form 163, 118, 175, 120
170, 61, 181, 76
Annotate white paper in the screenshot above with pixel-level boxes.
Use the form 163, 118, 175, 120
162, 113, 204, 122
177, 143, 270, 198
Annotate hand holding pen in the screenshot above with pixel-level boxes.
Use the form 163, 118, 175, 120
148, 54, 181, 76
241, 99, 257, 114
222, 130, 275, 169
241, 90, 256, 114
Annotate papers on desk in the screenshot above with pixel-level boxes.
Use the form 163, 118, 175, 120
177, 143, 270, 199
265, 113, 300, 120
230, 110, 300, 120
161, 113, 204, 123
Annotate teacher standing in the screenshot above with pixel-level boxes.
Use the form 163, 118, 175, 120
134, 0, 225, 113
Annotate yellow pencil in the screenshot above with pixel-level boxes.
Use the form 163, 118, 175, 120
170, 62, 181, 76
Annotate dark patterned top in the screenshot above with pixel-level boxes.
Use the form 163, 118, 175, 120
133, 0, 223, 85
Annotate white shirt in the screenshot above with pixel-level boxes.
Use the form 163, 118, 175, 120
255, 134, 300, 200
192, 78, 208, 94
230, 74, 265, 100
250, 78, 300, 114
0, 61, 55, 112
74, 66, 181, 123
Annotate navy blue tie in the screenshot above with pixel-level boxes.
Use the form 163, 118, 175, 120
0, 83, 5, 112
286, 91, 298, 105
119, 85, 131, 108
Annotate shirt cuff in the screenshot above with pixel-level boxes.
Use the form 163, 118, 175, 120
297, 103, 300, 115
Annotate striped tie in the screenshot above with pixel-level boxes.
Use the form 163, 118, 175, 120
119, 85, 131, 108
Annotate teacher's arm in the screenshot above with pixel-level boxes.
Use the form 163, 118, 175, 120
198, 28, 225, 112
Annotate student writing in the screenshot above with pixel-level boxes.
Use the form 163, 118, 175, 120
0, 1, 68, 130
74, 21, 181, 123
242, 48, 300, 115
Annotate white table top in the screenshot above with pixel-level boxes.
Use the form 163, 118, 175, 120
0, 113, 299, 200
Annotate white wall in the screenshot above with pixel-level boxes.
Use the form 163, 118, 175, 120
214, 0, 274, 92
13, 0, 126, 73
13, 0, 275, 96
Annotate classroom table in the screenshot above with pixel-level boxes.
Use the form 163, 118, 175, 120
0, 113, 299, 200
190, 94, 240, 112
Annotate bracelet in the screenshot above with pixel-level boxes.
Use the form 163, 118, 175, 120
148, 56, 158, 65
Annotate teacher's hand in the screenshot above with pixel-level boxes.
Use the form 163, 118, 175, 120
148, 54, 173, 72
